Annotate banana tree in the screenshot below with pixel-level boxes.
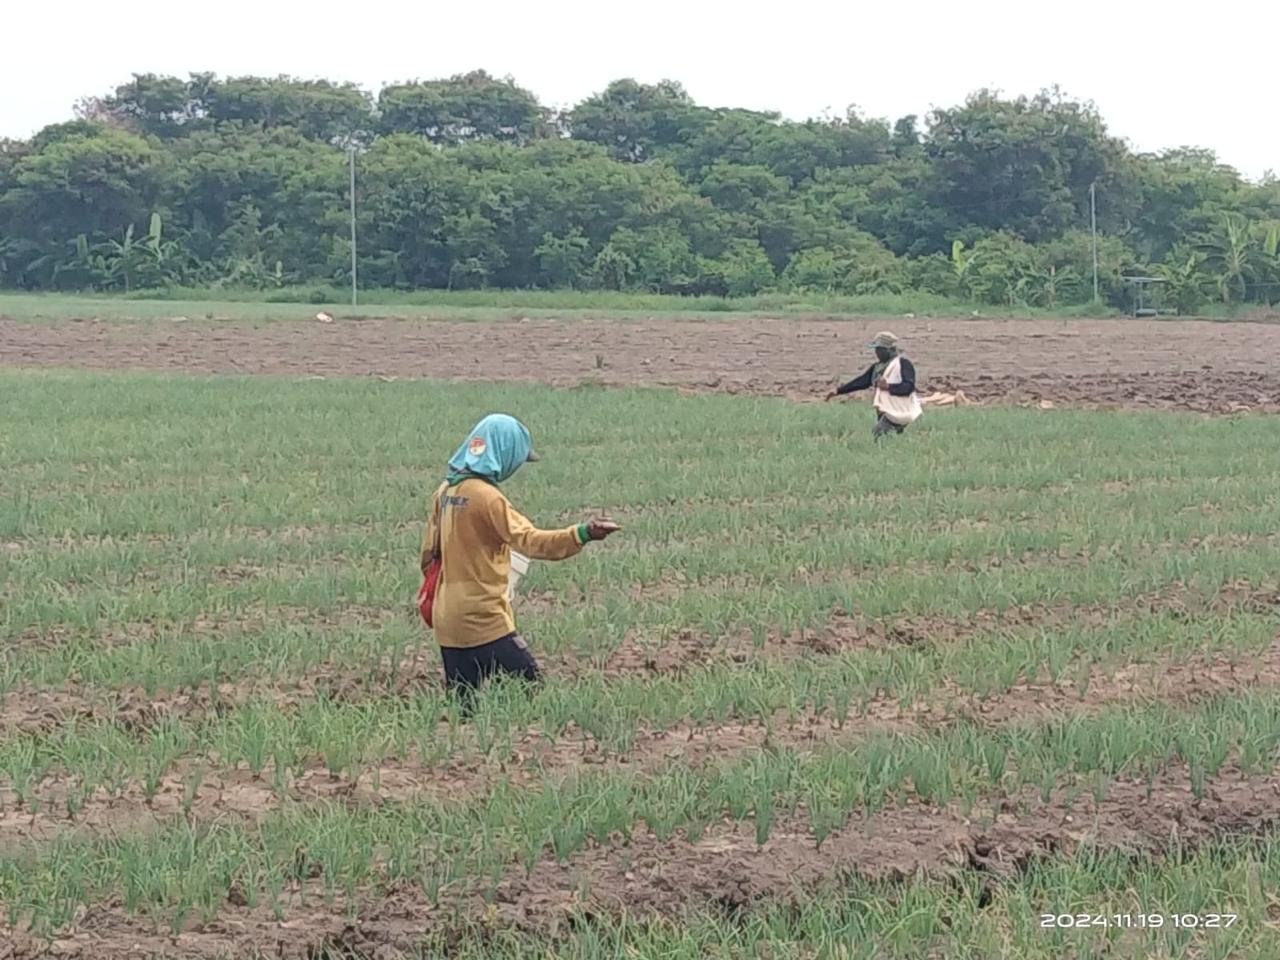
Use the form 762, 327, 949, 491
10, 239, 59, 288
1197, 214, 1254, 304
950, 239, 975, 296
103, 223, 143, 292
138, 212, 182, 287
1016, 263, 1083, 308
102, 213, 181, 290
52, 234, 109, 290
1255, 223, 1280, 304
0, 237, 16, 285
1154, 246, 1211, 315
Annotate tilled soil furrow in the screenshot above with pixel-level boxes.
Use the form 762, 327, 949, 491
4, 575, 1275, 738
4, 316, 1280, 414
7, 764, 1279, 960
4, 636, 1279, 849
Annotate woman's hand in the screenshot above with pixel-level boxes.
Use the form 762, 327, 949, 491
586, 517, 622, 541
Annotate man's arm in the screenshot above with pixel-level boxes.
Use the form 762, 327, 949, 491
836, 364, 876, 395
888, 358, 916, 396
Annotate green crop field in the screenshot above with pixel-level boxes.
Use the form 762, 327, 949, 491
0, 289, 1117, 326
2, 368, 1279, 958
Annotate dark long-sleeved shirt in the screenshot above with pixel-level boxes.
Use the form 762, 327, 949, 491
837, 357, 916, 397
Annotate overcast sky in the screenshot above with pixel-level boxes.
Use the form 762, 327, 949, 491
5, 0, 1276, 180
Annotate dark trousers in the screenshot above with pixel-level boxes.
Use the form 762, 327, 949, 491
873, 413, 906, 439
440, 633, 540, 712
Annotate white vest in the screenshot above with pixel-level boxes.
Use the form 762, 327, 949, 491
873, 356, 922, 426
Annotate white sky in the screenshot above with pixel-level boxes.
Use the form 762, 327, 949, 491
4, 0, 1276, 181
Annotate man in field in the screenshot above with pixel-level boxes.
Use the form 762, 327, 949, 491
824, 331, 922, 438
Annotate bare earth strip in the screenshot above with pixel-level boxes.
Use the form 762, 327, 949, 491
3, 578, 1273, 736
4, 316, 1280, 412
7, 764, 1279, 960
4, 632, 1277, 850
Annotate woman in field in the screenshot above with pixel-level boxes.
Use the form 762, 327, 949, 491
421, 413, 620, 705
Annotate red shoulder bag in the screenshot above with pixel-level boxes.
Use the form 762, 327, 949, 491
416, 558, 441, 628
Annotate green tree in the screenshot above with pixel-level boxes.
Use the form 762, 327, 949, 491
355, 135, 472, 288
2, 70, 1277, 301
592, 244, 634, 290
1017, 263, 1083, 308
443, 212, 507, 289
77, 73, 208, 138
667, 108, 782, 179
905, 252, 959, 298
568, 79, 705, 162
534, 230, 591, 288
1255, 223, 1280, 303
781, 234, 905, 295
924, 88, 1131, 245
378, 72, 545, 144
964, 233, 1038, 305
101, 223, 145, 292
696, 239, 775, 296
86, 73, 373, 142
204, 76, 372, 141
0, 125, 159, 248
593, 226, 696, 293
698, 162, 789, 218
1154, 245, 1211, 315
49, 233, 107, 290
746, 112, 890, 184
1039, 230, 1134, 305
782, 247, 841, 293
1130, 149, 1245, 261
1198, 214, 1254, 303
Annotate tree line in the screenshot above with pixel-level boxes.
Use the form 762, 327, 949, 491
1, 70, 1277, 310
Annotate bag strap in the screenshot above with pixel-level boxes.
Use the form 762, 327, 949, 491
429, 481, 448, 560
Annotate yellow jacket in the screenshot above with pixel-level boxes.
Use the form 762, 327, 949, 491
422, 478, 588, 648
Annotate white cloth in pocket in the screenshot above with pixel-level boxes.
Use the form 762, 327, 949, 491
508, 551, 530, 601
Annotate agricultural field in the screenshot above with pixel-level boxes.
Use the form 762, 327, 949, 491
4, 303, 1280, 414
1, 308, 1280, 958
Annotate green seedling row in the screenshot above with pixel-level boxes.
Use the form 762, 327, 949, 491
3, 691, 1280, 936
398, 833, 1280, 959
3, 370, 1279, 952
1, 607, 1274, 800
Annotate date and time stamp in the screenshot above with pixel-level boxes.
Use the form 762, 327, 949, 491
1041, 913, 1238, 930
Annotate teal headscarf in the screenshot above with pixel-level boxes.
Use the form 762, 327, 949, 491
446, 414, 538, 485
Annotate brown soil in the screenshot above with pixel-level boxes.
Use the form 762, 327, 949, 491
8, 764, 1278, 959
494, 764, 1280, 924
5, 312, 1280, 956
11, 604, 396, 655
3, 579, 1274, 738
6, 633, 1278, 852
4, 315, 1280, 412
571, 577, 1280, 679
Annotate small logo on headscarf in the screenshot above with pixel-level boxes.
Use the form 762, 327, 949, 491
468, 436, 487, 456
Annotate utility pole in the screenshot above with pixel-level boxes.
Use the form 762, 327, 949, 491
349, 145, 358, 307
1089, 181, 1099, 304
